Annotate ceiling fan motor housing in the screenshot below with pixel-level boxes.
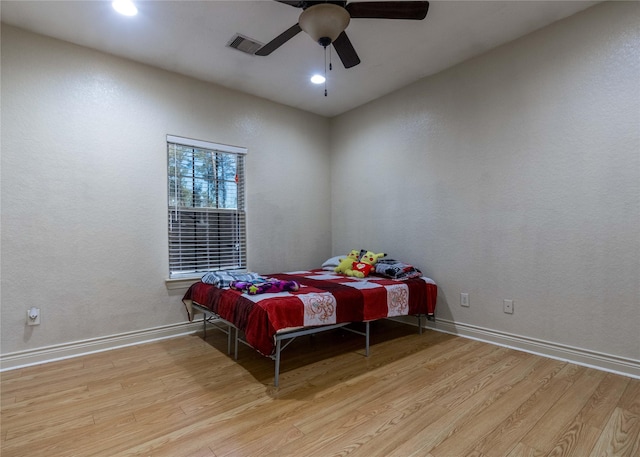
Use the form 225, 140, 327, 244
299, 3, 350, 46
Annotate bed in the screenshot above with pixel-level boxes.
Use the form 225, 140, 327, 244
182, 269, 437, 386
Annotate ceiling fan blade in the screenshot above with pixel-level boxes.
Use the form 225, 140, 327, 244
333, 32, 361, 69
274, 1, 305, 7
255, 23, 302, 56
346, 1, 429, 20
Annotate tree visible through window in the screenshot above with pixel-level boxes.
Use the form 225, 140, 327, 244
167, 135, 246, 278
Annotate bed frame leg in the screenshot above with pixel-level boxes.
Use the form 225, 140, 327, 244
234, 327, 239, 360
203, 315, 207, 339
365, 321, 370, 357
274, 339, 281, 387
418, 314, 423, 335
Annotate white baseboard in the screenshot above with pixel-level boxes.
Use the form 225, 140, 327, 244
419, 317, 639, 379
0, 321, 203, 372
3, 318, 638, 380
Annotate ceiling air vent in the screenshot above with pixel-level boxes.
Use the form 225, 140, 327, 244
226, 34, 264, 55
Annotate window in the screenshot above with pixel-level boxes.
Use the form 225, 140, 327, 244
167, 135, 246, 278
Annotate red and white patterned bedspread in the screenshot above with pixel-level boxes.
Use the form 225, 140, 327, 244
182, 269, 437, 356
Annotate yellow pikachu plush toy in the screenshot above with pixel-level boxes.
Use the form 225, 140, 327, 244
345, 251, 386, 278
334, 249, 361, 275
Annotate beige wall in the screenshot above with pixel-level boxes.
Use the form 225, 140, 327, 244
331, 1, 639, 360
1, 26, 332, 354
2, 1, 638, 367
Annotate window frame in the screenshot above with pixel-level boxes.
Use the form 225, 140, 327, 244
166, 135, 247, 281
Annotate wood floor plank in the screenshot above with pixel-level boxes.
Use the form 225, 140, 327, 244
428, 372, 554, 456
386, 370, 542, 455
4, 412, 95, 442
351, 404, 449, 457
109, 428, 218, 457
546, 423, 602, 457
504, 442, 543, 457
433, 353, 527, 409
389, 345, 513, 413
588, 406, 640, 457
465, 451, 490, 457
618, 378, 640, 415
0, 360, 86, 395
519, 368, 607, 454
471, 358, 570, 457
1, 322, 637, 457
543, 372, 631, 457
276, 407, 404, 457
575, 373, 631, 429
387, 356, 568, 456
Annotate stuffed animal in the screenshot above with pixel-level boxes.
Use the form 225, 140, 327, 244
345, 251, 386, 278
231, 278, 300, 295
334, 249, 362, 275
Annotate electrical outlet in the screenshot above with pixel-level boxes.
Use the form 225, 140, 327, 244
460, 293, 469, 307
503, 299, 514, 314
27, 307, 41, 326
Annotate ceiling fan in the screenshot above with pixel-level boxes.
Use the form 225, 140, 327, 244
255, 1, 430, 69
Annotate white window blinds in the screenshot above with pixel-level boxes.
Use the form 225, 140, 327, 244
167, 135, 247, 278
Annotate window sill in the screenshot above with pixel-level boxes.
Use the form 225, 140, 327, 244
165, 277, 200, 290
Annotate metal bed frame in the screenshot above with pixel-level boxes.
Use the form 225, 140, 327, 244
192, 302, 427, 387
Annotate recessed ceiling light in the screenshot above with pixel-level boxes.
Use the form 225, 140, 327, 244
112, 0, 138, 16
310, 74, 325, 84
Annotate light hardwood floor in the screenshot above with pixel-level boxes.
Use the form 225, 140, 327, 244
1, 320, 638, 457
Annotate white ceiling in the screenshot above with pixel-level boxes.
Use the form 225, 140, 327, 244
1, 0, 599, 117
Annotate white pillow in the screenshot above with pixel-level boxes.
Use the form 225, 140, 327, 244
321, 255, 343, 270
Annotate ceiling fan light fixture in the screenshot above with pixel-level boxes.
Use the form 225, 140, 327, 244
112, 0, 138, 16
310, 74, 326, 84
299, 3, 350, 47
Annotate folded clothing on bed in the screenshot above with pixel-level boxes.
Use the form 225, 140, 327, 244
201, 271, 265, 288
375, 259, 423, 280
230, 278, 300, 295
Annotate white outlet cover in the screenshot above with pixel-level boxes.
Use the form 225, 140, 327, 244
26, 308, 41, 325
